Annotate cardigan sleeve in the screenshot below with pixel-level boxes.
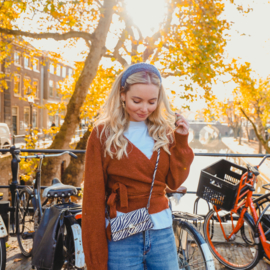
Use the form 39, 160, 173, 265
166, 132, 194, 190
82, 128, 108, 270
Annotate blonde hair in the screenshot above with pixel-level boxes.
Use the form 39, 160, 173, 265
95, 68, 175, 159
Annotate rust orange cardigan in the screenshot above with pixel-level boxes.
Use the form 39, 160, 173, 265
82, 126, 194, 270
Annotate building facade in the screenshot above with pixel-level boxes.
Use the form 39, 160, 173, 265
0, 41, 73, 136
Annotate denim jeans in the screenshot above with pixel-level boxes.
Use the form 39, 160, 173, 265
107, 226, 179, 270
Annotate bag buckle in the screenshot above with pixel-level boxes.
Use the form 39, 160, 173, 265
128, 224, 136, 235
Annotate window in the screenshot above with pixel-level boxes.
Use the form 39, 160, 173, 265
33, 79, 39, 98
24, 77, 31, 96
12, 107, 18, 135
50, 63, 54, 74
48, 115, 54, 128
14, 74, 21, 96
14, 51, 21, 66
33, 58, 39, 71
68, 68, 73, 78
62, 67, 66, 78
24, 55, 30, 69
56, 65, 61, 76
24, 107, 30, 130
49, 80, 54, 97
33, 108, 37, 128
55, 114, 59, 126
56, 82, 60, 97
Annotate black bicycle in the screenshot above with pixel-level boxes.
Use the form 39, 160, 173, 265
0, 146, 31, 270
14, 150, 86, 269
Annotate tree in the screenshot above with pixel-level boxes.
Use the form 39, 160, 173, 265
228, 61, 270, 153
60, 64, 119, 187
0, 0, 232, 185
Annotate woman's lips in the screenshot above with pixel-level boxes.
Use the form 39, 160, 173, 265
137, 113, 147, 118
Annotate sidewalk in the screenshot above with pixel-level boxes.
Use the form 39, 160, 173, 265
222, 137, 270, 184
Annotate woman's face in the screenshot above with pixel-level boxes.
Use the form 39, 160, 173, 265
121, 83, 159, 122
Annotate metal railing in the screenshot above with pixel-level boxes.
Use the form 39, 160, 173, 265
1, 148, 267, 197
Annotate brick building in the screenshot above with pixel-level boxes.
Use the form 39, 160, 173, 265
0, 41, 74, 135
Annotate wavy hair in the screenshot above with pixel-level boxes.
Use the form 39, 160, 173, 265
95, 68, 175, 159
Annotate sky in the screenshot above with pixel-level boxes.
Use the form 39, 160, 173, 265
20, 0, 270, 112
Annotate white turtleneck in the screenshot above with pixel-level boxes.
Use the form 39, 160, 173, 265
124, 120, 154, 159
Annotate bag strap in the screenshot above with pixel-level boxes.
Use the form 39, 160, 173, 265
146, 148, 160, 210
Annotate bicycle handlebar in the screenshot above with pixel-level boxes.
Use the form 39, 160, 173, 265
22, 151, 78, 159
258, 154, 270, 167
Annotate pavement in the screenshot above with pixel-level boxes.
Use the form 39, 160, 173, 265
6, 235, 32, 270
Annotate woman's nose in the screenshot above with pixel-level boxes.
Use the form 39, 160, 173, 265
140, 103, 148, 112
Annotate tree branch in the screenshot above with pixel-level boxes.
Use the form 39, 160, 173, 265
103, 28, 128, 67
162, 71, 185, 78
240, 108, 262, 141
0, 27, 93, 41
142, 1, 175, 62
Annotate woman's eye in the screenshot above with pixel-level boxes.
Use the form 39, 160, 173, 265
133, 100, 140, 104
149, 102, 155, 105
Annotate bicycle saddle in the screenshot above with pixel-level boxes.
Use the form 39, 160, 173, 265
42, 178, 78, 198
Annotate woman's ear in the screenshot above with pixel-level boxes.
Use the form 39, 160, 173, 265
120, 92, 126, 102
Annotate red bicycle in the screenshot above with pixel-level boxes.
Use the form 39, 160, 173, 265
197, 155, 270, 270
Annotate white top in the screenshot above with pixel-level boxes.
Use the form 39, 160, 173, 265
124, 120, 155, 159
106, 120, 172, 230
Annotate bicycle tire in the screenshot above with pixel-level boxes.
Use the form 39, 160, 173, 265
203, 209, 262, 270
16, 189, 35, 257
0, 238, 6, 270
173, 219, 215, 270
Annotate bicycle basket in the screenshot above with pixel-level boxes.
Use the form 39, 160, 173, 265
196, 159, 247, 211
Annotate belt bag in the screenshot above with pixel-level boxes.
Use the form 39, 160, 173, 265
107, 148, 160, 242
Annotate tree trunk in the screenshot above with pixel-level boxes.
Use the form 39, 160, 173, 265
238, 120, 242, 145
259, 142, 262, 154
41, 0, 115, 185
62, 128, 91, 187
233, 128, 238, 139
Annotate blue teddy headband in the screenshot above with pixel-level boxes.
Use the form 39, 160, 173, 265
120, 63, 162, 88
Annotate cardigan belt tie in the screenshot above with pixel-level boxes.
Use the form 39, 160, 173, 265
107, 182, 128, 218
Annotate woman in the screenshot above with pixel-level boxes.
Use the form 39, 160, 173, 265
82, 63, 194, 270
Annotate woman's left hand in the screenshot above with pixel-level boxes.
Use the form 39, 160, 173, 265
175, 113, 189, 135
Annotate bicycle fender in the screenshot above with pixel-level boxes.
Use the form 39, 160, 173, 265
71, 223, 85, 268
0, 216, 7, 237
64, 215, 85, 268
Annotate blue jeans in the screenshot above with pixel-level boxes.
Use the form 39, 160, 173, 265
107, 226, 178, 270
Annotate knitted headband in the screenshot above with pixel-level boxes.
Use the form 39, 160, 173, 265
120, 63, 162, 88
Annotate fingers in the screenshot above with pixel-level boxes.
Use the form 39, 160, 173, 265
177, 122, 189, 133
175, 113, 189, 134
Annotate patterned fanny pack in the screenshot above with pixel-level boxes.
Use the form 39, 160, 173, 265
106, 148, 160, 241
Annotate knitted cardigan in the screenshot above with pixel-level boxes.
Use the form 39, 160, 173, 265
82, 126, 194, 270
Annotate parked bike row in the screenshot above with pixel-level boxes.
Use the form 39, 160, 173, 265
0, 146, 270, 270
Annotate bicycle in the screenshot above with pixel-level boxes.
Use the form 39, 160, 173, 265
166, 186, 215, 269
0, 146, 32, 270
14, 150, 86, 269
197, 156, 270, 270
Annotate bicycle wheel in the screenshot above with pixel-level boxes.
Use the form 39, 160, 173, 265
204, 209, 262, 270
16, 189, 35, 257
173, 219, 214, 270
0, 238, 6, 270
